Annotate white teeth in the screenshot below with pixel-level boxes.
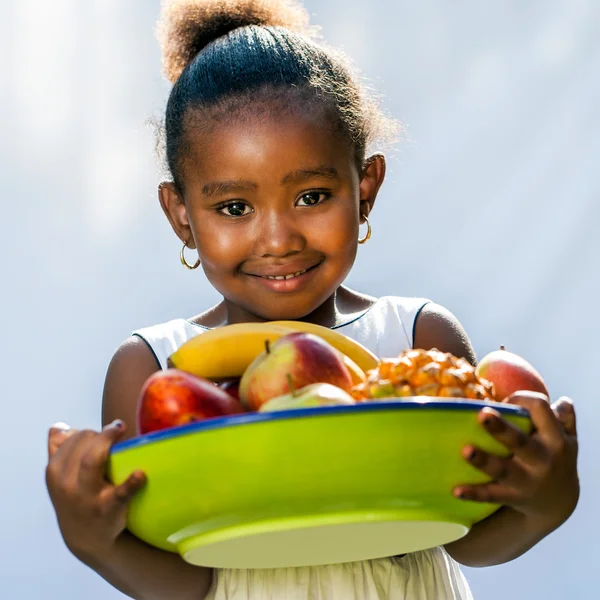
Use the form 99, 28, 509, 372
263, 269, 308, 280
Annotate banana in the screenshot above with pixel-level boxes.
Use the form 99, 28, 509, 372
341, 354, 367, 386
169, 323, 297, 380
169, 321, 378, 381
270, 320, 380, 372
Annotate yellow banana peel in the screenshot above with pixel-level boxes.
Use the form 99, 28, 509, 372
169, 321, 378, 381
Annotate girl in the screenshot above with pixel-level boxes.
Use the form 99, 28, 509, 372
45, 1, 579, 598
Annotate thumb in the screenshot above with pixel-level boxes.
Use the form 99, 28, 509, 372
551, 396, 577, 437
48, 422, 76, 458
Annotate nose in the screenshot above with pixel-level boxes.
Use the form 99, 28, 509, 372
252, 209, 306, 258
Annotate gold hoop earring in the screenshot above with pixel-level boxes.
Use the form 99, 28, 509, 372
358, 215, 372, 244
180, 241, 201, 270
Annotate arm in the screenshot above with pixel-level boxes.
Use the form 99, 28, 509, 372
443, 506, 553, 567
98, 337, 214, 598
414, 303, 579, 567
47, 337, 213, 600
79, 530, 213, 600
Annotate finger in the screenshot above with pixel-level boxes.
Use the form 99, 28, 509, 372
46, 429, 100, 496
49, 428, 95, 470
48, 423, 76, 459
453, 482, 521, 506
78, 420, 126, 490
99, 419, 126, 442
503, 392, 563, 444
462, 445, 529, 488
478, 407, 546, 464
551, 397, 577, 437
108, 470, 147, 508
59, 430, 105, 481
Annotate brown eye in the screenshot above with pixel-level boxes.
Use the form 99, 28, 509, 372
218, 201, 251, 217
296, 191, 330, 207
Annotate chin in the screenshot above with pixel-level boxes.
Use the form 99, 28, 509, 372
249, 293, 333, 322
250, 304, 317, 322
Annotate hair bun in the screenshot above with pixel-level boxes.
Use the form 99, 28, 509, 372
158, 0, 317, 83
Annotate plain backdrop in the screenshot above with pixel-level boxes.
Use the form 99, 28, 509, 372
1, 1, 598, 598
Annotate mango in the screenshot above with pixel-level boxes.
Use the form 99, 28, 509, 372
475, 346, 549, 402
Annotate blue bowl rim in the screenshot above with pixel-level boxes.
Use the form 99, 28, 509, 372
112, 398, 530, 454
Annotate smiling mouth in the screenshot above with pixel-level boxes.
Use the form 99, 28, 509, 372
260, 269, 309, 281
249, 263, 320, 281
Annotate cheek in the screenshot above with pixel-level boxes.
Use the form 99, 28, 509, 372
193, 218, 249, 269
310, 204, 358, 249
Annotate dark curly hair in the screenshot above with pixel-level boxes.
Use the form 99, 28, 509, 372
157, 0, 397, 190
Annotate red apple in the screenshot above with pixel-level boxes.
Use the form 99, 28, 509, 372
475, 346, 549, 402
219, 379, 241, 401
239, 332, 353, 411
137, 369, 247, 434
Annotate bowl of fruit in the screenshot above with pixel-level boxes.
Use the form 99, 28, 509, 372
108, 322, 544, 569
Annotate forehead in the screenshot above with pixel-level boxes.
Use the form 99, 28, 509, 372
180, 107, 357, 186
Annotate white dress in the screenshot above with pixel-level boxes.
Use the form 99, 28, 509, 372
133, 296, 474, 600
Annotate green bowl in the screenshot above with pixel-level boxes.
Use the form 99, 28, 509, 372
108, 399, 531, 569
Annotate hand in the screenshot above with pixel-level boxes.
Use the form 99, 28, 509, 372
45, 421, 147, 562
453, 393, 579, 531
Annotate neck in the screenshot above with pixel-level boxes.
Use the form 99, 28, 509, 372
221, 288, 343, 328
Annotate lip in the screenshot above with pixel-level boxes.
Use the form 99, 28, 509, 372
246, 263, 321, 293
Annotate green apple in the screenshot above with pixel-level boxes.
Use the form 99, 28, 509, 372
258, 382, 356, 413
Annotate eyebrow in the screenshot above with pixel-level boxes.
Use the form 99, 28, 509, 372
202, 180, 258, 197
281, 166, 339, 184
201, 166, 339, 197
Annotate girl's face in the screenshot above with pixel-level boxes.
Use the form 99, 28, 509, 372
160, 109, 386, 323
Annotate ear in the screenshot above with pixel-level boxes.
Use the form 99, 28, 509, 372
158, 182, 196, 248
359, 153, 386, 220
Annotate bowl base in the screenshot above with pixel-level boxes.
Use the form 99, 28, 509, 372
178, 510, 470, 569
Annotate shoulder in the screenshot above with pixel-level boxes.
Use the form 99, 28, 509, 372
107, 334, 161, 370
134, 318, 203, 344
133, 318, 205, 370
102, 318, 206, 436
377, 295, 432, 316
413, 302, 476, 366
341, 293, 431, 324
336, 294, 431, 357
368, 295, 433, 334
101, 336, 162, 439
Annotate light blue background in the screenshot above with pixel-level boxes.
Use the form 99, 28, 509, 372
1, 1, 597, 598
